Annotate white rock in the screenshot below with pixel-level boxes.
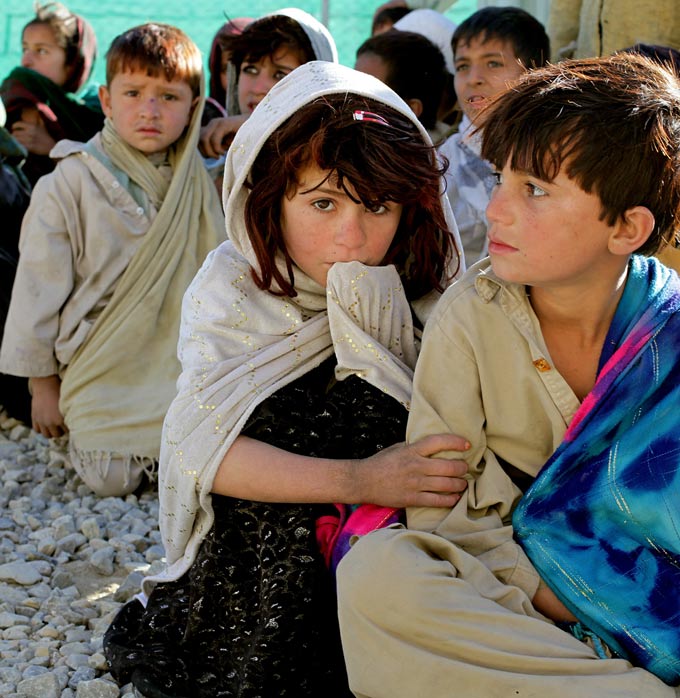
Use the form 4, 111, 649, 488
17, 671, 61, 698
0, 563, 42, 586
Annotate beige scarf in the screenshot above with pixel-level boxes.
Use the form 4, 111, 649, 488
59, 90, 225, 470
147, 62, 463, 593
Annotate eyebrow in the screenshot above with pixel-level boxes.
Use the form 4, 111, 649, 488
299, 184, 348, 196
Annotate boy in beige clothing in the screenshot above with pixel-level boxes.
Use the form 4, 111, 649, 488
338, 54, 680, 698
0, 23, 223, 496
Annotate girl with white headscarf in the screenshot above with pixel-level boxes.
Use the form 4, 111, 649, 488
199, 8, 338, 184
105, 60, 466, 697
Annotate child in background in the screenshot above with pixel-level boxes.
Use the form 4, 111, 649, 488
103, 61, 467, 698
355, 29, 449, 144
338, 54, 680, 698
199, 8, 337, 162
1, 2, 103, 185
0, 98, 32, 425
202, 17, 253, 126
371, 6, 412, 35
0, 23, 224, 497
439, 6, 549, 264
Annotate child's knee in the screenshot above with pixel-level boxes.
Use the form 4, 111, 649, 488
73, 453, 149, 497
337, 527, 421, 616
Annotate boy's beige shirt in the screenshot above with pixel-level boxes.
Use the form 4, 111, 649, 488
406, 258, 581, 600
0, 135, 155, 377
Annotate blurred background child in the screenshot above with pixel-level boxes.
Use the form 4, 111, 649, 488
0, 2, 103, 185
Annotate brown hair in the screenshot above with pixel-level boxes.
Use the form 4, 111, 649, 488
481, 53, 680, 255
244, 93, 459, 299
229, 15, 315, 71
105, 23, 202, 98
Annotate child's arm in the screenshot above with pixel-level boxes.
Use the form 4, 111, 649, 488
211, 433, 470, 508
29, 375, 67, 438
533, 584, 577, 623
406, 285, 546, 601
0, 168, 77, 392
199, 115, 248, 159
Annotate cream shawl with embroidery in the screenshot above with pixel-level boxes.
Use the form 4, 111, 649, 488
148, 61, 463, 593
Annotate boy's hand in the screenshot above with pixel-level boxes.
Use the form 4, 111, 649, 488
533, 585, 578, 623
29, 375, 67, 438
199, 114, 249, 159
11, 107, 57, 156
354, 433, 469, 508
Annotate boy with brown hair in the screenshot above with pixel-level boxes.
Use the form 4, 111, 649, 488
0, 23, 224, 496
338, 53, 680, 697
440, 6, 549, 264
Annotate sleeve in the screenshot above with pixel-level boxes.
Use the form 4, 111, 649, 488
405, 290, 542, 599
0, 166, 77, 377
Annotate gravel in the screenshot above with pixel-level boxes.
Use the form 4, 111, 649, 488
0, 410, 165, 697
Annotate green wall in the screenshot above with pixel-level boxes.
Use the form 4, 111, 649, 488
1, 0, 476, 94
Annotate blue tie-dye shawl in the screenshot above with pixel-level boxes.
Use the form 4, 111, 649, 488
513, 255, 680, 685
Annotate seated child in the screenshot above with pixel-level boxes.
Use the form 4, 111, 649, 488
199, 8, 337, 161
355, 29, 449, 144
1, 1, 103, 185
102, 60, 467, 698
393, 8, 458, 127
371, 6, 412, 35
0, 23, 224, 496
439, 6, 549, 264
0, 98, 32, 424
338, 53, 680, 698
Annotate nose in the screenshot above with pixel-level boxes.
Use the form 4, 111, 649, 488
467, 64, 485, 85
251, 73, 274, 96
335, 210, 367, 251
21, 51, 33, 68
486, 183, 509, 224
140, 96, 160, 118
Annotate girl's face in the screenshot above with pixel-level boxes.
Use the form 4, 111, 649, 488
280, 162, 403, 287
21, 23, 69, 87
237, 45, 305, 114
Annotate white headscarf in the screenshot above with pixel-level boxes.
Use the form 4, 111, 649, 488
224, 7, 338, 117
395, 8, 457, 74
147, 61, 462, 594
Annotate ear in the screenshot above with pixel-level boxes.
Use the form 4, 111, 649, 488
189, 95, 201, 123
406, 98, 423, 119
98, 84, 112, 118
608, 206, 656, 256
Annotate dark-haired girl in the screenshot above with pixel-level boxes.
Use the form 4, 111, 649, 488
105, 61, 468, 698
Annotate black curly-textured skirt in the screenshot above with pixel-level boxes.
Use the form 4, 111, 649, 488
104, 359, 408, 698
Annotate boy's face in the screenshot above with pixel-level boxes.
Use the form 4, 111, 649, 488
486, 162, 620, 288
98, 70, 196, 155
454, 36, 526, 126
237, 46, 305, 115
21, 23, 68, 87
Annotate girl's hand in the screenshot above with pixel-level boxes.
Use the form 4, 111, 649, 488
11, 107, 56, 155
199, 114, 248, 158
353, 433, 470, 508
29, 375, 67, 438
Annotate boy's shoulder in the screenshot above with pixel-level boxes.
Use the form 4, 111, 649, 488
433, 257, 526, 325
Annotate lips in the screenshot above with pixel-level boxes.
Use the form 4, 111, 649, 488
466, 95, 487, 107
488, 236, 517, 254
